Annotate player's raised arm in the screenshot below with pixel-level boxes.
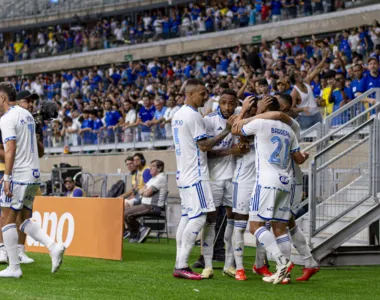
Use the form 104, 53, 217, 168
197, 116, 233, 152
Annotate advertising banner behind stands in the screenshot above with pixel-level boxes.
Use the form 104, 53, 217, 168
26, 196, 124, 261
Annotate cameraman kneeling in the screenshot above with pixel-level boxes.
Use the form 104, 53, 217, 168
124, 160, 168, 244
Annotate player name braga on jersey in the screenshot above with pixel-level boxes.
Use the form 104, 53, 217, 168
25, 196, 124, 261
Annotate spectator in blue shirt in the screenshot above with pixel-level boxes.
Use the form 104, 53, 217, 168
64, 177, 84, 197
104, 99, 123, 143
162, 16, 171, 39
149, 98, 167, 139
136, 95, 156, 141
79, 109, 94, 144
350, 64, 364, 99
329, 77, 351, 126
339, 30, 352, 63
271, 0, 282, 22
358, 57, 380, 97
90, 110, 103, 144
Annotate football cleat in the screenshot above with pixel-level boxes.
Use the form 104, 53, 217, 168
173, 267, 202, 280
296, 267, 320, 281
263, 273, 291, 284
201, 267, 214, 279
222, 266, 236, 278
18, 251, 35, 264
0, 267, 22, 278
272, 261, 294, 285
50, 243, 66, 273
0, 248, 8, 264
253, 265, 273, 277
192, 255, 205, 269
235, 269, 247, 281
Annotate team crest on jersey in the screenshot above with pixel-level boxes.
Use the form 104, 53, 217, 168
32, 169, 40, 179
279, 176, 289, 185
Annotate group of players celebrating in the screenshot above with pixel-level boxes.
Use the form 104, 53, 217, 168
172, 79, 320, 284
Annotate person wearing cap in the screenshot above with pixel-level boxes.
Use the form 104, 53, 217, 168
64, 177, 84, 197
15, 91, 44, 158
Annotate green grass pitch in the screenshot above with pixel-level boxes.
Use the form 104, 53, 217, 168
0, 240, 378, 300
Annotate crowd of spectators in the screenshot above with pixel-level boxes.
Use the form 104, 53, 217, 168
0, 0, 367, 63
4, 23, 380, 151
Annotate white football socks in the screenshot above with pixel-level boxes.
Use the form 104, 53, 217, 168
224, 219, 234, 269
233, 220, 247, 270
175, 216, 189, 269
20, 219, 54, 251
289, 225, 318, 268
2, 224, 20, 271
177, 215, 206, 269
255, 226, 287, 266
202, 222, 216, 269
276, 234, 291, 260
255, 221, 271, 268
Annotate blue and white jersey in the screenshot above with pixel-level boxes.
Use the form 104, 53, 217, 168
233, 136, 256, 185
0, 106, 40, 182
172, 105, 209, 187
242, 119, 299, 192
204, 109, 235, 181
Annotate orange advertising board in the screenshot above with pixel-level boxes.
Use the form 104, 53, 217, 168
26, 196, 124, 261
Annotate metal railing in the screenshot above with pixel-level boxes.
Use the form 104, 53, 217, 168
307, 114, 380, 245
44, 125, 173, 154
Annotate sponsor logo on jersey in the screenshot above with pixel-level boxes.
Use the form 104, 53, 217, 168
279, 175, 289, 185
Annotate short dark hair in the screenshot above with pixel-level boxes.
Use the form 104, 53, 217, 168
278, 94, 293, 107
133, 153, 146, 165
186, 78, 204, 87
63, 116, 73, 123
125, 156, 134, 163
221, 89, 237, 98
258, 78, 268, 86
266, 96, 281, 112
151, 160, 164, 172
219, 82, 229, 89
0, 82, 16, 102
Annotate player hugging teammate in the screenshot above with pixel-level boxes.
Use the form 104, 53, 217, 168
172, 79, 319, 284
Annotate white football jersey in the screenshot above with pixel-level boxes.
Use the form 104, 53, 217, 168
242, 119, 299, 191
172, 105, 209, 187
0, 106, 40, 182
204, 109, 235, 181
290, 118, 303, 185
233, 136, 256, 185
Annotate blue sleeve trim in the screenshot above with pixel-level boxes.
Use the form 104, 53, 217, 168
142, 169, 152, 183
290, 147, 300, 153
12, 181, 40, 186
194, 134, 207, 141
4, 136, 16, 143
241, 127, 248, 136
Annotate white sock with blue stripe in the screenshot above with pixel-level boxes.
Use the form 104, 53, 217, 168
2, 224, 20, 271
276, 234, 291, 260
233, 220, 247, 270
202, 222, 216, 269
255, 222, 271, 269
289, 225, 318, 268
20, 219, 54, 251
175, 216, 189, 269
224, 219, 235, 270
177, 214, 206, 269
255, 227, 287, 266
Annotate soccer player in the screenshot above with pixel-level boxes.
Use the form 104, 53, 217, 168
236, 96, 309, 284
172, 79, 235, 280
0, 82, 65, 278
201, 89, 247, 279
230, 96, 258, 281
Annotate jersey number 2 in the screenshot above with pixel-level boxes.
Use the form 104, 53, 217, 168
268, 136, 289, 169
28, 124, 35, 154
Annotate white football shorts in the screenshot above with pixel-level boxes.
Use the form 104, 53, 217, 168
179, 180, 216, 219
210, 179, 233, 208
232, 181, 254, 215
0, 181, 40, 211
249, 184, 291, 223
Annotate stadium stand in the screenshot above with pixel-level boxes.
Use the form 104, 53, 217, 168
0, 0, 376, 63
